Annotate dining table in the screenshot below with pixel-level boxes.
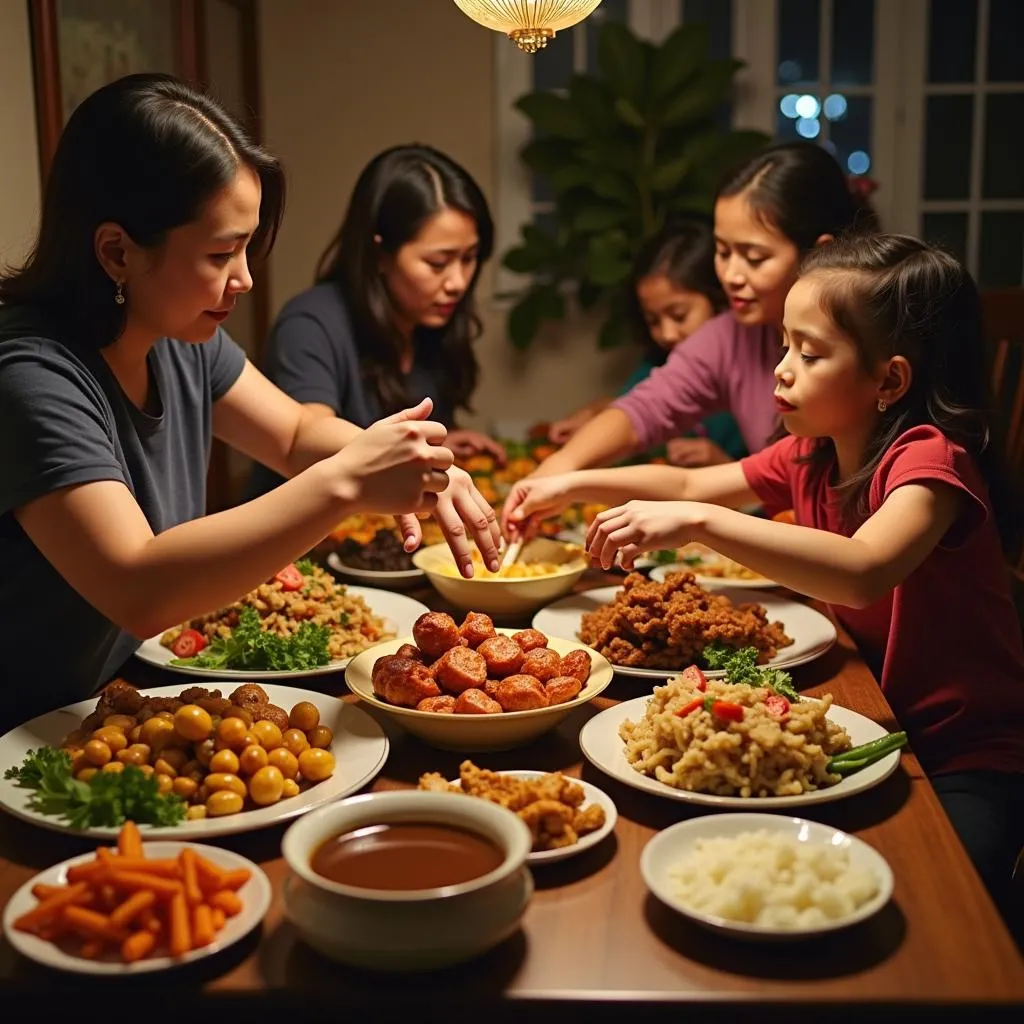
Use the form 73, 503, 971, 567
1, 567, 1022, 1020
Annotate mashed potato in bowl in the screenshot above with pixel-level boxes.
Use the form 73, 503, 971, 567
434, 545, 586, 580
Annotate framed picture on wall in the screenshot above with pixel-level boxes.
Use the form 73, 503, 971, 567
28, 0, 203, 176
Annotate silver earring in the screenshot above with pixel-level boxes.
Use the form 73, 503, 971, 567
114, 281, 125, 305
877, 399, 887, 413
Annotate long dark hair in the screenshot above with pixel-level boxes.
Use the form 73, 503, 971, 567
0, 73, 285, 349
718, 141, 877, 249
315, 144, 493, 417
626, 217, 726, 366
799, 233, 1020, 551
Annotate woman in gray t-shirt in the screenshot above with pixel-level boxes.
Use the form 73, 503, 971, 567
248, 144, 504, 499
0, 75, 501, 726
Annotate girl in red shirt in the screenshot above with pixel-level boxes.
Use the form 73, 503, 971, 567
509, 234, 1024, 922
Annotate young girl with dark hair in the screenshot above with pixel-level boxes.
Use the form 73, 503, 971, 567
0, 76, 501, 727
548, 218, 745, 465
507, 234, 1024, 920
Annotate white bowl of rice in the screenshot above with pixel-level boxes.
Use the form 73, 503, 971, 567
641, 813, 893, 940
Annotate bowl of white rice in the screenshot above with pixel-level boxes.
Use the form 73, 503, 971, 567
641, 812, 893, 940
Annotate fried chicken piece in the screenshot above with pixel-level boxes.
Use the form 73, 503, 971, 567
545, 675, 582, 706
572, 803, 606, 835
521, 647, 561, 682
491, 674, 549, 712
511, 629, 548, 653
433, 646, 488, 694
453, 688, 502, 714
477, 635, 525, 678
416, 695, 457, 714
374, 657, 441, 707
417, 771, 460, 792
178, 686, 223, 703
519, 799, 575, 850
459, 612, 497, 649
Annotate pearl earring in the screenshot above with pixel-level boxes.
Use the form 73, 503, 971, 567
877, 399, 887, 413
114, 281, 125, 306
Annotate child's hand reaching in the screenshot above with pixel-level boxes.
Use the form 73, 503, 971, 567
585, 500, 692, 570
500, 474, 575, 540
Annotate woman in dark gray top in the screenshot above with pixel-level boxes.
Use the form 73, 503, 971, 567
0, 75, 501, 728
247, 144, 504, 498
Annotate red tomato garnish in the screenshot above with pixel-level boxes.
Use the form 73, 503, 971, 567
274, 564, 305, 591
764, 694, 791, 718
171, 628, 208, 659
680, 665, 708, 692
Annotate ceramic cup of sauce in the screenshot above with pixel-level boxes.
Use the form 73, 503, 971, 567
280, 790, 534, 969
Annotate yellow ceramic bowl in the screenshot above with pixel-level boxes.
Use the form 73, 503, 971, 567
411, 538, 588, 618
344, 629, 613, 752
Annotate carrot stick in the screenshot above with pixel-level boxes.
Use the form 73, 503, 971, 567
63, 906, 127, 943
110, 889, 156, 929
121, 930, 157, 963
192, 903, 215, 948
168, 893, 190, 957
31, 883, 62, 901
193, 854, 226, 892
118, 821, 143, 859
99, 883, 118, 911
80, 939, 105, 960
12, 883, 90, 932
179, 849, 202, 907
211, 907, 226, 931
209, 890, 243, 917
99, 857, 180, 877
107, 869, 183, 899
218, 868, 251, 892
66, 860, 109, 884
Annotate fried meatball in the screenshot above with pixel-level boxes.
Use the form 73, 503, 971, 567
178, 686, 223, 703
194, 696, 234, 717
559, 649, 592, 684
484, 680, 501, 699
252, 703, 289, 732
416, 695, 457, 714
412, 612, 462, 661
433, 646, 488, 695
459, 612, 498, 648
512, 629, 548, 653
492, 674, 550, 712
395, 643, 424, 663
521, 647, 562, 682
229, 683, 270, 711
545, 675, 582, 706
478, 635, 526, 678
453, 688, 503, 715
374, 657, 441, 708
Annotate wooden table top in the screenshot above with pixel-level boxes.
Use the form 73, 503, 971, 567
1, 571, 1022, 1012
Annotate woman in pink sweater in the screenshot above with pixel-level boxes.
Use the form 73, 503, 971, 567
503, 142, 875, 531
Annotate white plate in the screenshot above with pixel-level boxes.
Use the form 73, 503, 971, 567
646, 561, 780, 589
641, 813, 894, 940
579, 696, 901, 809
134, 587, 430, 679
532, 586, 837, 680
445, 770, 617, 865
3, 841, 272, 973
326, 552, 425, 590
0, 684, 389, 838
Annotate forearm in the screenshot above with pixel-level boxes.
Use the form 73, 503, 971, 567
563, 466, 692, 504
689, 505, 883, 608
284, 411, 364, 477
128, 462, 357, 635
534, 408, 639, 477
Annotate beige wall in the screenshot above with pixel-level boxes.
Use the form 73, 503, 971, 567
258, 0, 634, 433
0, 1, 41, 267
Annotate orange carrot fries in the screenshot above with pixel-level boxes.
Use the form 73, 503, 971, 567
12, 821, 249, 963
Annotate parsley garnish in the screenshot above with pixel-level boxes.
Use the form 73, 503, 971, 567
701, 642, 801, 702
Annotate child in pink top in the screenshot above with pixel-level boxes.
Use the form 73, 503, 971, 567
509, 235, 1024, 924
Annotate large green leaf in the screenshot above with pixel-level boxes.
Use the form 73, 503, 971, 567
597, 22, 646, 105
547, 165, 595, 193
576, 280, 607, 311
649, 154, 691, 193
574, 205, 629, 233
592, 172, 635, 205
515, 92, 586, 139
662, 59, 744, 126
585, 235, 632, 287
649, 23, 709, 102
508, 285, 565, 350
568, 74, 618, 135
689, 129, 771, 192
519, 136, 579, 175
614, 98, 646, 130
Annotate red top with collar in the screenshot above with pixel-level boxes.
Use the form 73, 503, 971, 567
741, 425, 1024, 776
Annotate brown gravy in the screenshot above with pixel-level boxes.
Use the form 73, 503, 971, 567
311, 822, 504, 890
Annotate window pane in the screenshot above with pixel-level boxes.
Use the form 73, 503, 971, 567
979, 211, 1024, 287
684, 0, 732, 61
922, 212, 969, 267
928, 0, 977, 83
924, 95, 974, 199
585, 0, 628, 74
988, 0, 1024, 82
832, 0, 875, 85
984, 94, 1024, 198
777, 0, 820, 85
830, 96, 872, 177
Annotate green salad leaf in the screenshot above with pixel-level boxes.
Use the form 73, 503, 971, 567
170, 606, 332, 671
701, 642, 800, 702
